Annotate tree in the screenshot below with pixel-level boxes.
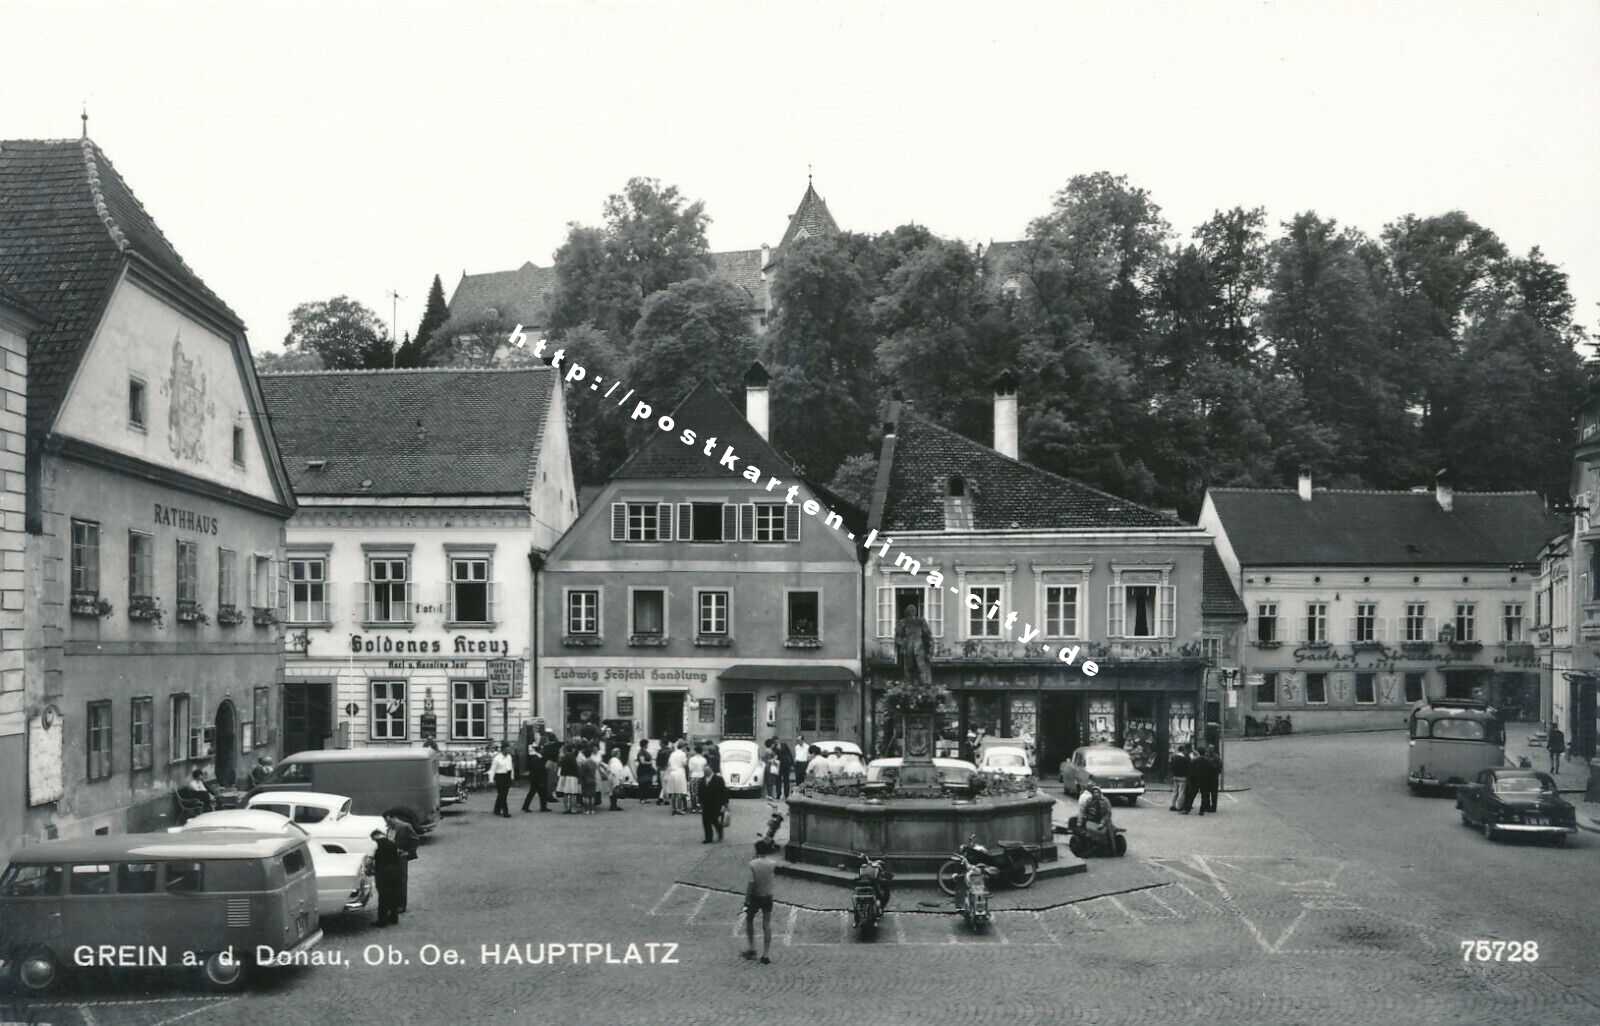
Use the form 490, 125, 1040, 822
404, 274, 450, 367
425, 313, 518, 368
283, 296, 393, 370
825, 453, 879, 510
626, 278, 757, 408
253, 345, 324, 374
393, 331, 424, 369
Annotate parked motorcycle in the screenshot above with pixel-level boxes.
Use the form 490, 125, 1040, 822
761, 806, 784, 846
848, 850, 892, 933
955, 854, 996, 931
1243, 713, 1293, 737
935, 833, 1039, 895
1064, 814, 1127, 857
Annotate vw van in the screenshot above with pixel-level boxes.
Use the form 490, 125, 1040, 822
0, 831, 322, 994
247, 748, 441, 833
1407, 699, 1506, 792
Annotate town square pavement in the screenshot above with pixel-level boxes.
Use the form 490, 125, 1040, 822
7, 730, 1598, 1026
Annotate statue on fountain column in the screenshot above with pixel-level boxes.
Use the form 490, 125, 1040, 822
894, 604, 934, 688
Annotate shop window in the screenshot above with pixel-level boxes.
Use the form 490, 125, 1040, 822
1256, 602, 1278, 643
967, 584, 1002, 638
128, 531, 155, 603
1122, 697, 1156, 770
567, 590, 599, 635
130, 696, 153, 771
1044, 584, 1079, 638
169, 693, 192, 763
786, 591, 820, 641
1305, 673, 1328, 704
71, 519, 100, 597
128, 378, 147, 430
449, 557, 492, 623
1502, 603, 1524, 643
697, 590, 729, 636
1008, 695, 1037, 743
1455, 603, 1476, 642
451, 680, 488, 741
1086, 697, 1116, 745
1169, 698, 1197, 756
366, 557, 408, 623
370, 681, 407, 741
799, 694, 837, 735
87, 700, 112, 781
1355, 673, 1376, 705
1256, 672, 1278, 705
1404, 673, 1425, 704
631, 589, 666, 638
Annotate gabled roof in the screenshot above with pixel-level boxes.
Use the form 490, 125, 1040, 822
1207, 488, 1564, 567
612, 380, 796, 481
0, 138, 243, 439
1202, 545, 1246, 619
778, 182, 839, 250
447, 262, 559, 329
875, 407, 1185, 533
259, 367, 556, 498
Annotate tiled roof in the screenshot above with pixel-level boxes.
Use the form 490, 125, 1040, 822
1207, 488, 1564, 566
447, 262, 559, 328
778, 183, 839, 250
0, 272, 43, 321
708, 249, 767, 309
0, 139, 242, 438
611, 380, 796, 481
1202, 545, 1246, 619
259, 367, 555, 498
879, 409, 1184, 533
981, 240, 1026, 281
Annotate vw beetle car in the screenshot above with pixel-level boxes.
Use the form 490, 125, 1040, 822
717, 739, 764, 795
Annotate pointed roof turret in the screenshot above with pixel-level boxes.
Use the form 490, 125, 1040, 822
777, 179, 839, 250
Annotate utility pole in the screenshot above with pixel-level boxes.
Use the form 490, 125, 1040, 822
387, 290, 403, 368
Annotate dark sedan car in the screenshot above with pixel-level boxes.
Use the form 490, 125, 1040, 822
1456, 768, 1577, 844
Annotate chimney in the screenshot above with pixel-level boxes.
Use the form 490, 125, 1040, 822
1297, 466, 1312, 502
992, 369, 1019, 459
760, 243, 771, 272
744, 361, 770, 440
1435, 468, 1453, 513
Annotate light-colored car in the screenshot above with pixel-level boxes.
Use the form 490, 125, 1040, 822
864, 757, 978, 786
1060, 744, 1147, 805
246, 791, 387, 856
718, 740, 764, 795
977, 745, 1033, 777
168, 810, 374, 918
803, 741, 865, 780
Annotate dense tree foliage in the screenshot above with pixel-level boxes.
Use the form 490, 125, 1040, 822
278, 296, 393, 370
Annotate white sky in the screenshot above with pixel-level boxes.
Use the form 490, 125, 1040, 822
5, 0, 1598, 351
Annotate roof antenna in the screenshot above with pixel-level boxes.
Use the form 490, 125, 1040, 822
807, 162, 813, 188
81, 103, 88, 140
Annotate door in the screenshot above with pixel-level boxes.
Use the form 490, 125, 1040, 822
1577, 678, 1598, 761
564, 691, 602, 740
281, 682, 333, 758
723, 692, 755, 738
649, 691, 685, 741
214, 700, 238, 786
1039, 692, 1077, 780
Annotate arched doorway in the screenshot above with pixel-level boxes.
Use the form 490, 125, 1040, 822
214, 700, 238, 787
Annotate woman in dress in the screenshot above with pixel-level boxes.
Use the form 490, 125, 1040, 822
665, 740, 690, 815
604, 748, 631, 811
635, 745, 658, 805
557, 743, 582, 814
578, 744, 599, 815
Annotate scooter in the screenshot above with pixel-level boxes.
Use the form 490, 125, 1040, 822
957, 855, 997, 931
936, 833, 1040, 895
1064, 815, 1127, 857
848, 850, 892, 933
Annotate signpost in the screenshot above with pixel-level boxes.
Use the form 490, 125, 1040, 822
488, 659, 522, 746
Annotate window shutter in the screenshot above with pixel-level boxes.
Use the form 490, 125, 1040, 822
274, 559, 288, 619
740, 503, 756, 542
657, 502, 674, 541
926, 585, 944, 638
785, 503, 801, 541
1107, 585, 1125, 638
611, 502, 627, 541
1425, 616, 1437, 641
876, 587, 894, 638
246, 559, 257, 609
1159, 585, 1175, 638
1374, 617, 1386, 642
354, 582, 368, 623
722, 503, 738, 542
487, 564, 496, 623
678, 503, 693, 541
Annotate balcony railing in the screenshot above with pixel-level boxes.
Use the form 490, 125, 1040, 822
1581, 602, 1600, 639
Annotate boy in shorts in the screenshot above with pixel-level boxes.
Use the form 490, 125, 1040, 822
742, 839, 779, 964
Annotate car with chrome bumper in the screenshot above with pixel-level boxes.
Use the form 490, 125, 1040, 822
1060, 744, 1146, 805
171, 810, 375, 916
1456, 768, 1578, 844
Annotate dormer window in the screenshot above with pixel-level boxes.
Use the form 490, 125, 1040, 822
943, 476, 971, 531
947, 476, 966, 497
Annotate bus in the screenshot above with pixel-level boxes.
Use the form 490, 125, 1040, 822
1406, 698, 1505, 793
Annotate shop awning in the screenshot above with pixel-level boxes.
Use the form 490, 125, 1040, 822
719, 664, 857, 683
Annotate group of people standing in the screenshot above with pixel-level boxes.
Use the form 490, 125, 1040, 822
511, 734, 638, 815
1167, 743, 1222, 815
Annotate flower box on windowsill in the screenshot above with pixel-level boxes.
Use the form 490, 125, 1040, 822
1303, 640, 1331, 649
176, 602, 208, 625
1400, 641, 1433, 654
71, 592, 113, 619
1253, 640, 1282, 649
1352, 640, 1385, 651
252, 607, 279, 627
1448, 640, 1483, 653
129, 596, 164, 625
785, 636, 822, 649
563, 635, 603, 647
216, 604, 247, 627
694, 636, 732, 648
628, 634, 669, 648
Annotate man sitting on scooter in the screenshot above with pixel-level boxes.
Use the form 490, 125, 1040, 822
1078, 784, 1114, 848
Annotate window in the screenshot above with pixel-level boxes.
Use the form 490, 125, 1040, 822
0, 864, 62, 897
289, 558, 326, 623
968, 585, 1002, 638
1404, 603, 1428, 643
370, 681, 406, 741
1455, 603, 1476, 642
1110, 571, 1173, 639
128, 378, 147, 429
876, 584, 944, 639
253, 687, 270, 747
1044, 584, 1080, 639
682, 502, 730, 542
231, 425, 245, 466
799, 694, 837, 734
631, 589, 666, 637
753, 503, 785, 542
567, 590, 599, 635
71, 519, 100, 595
613, 501, 670, 542
165, 862, 203, 893
176, 540, 199, 609
128, 531, 155, 601
217, 548, 236, 611
130, 696, 153, 771
1256, 602, 1278, 643
69, 864, 113, 895
1200, 636, 1221, 666
367, 557, 409, 623
1353, 602, 1378, 643
451, 680, 488, 740
449, 557, 491, 623
1304, 602, 1327, 643
1405, 673, 1425, 704
1355, 673, 1376, 705
250, 554, 273, 610
697, 590, 728, 636
1256, 671, 1278, 705
87, 701, 112, 781
1502, 603, 1524, 643
169, 693, 192, 763
117, 863, 159, 895
1305, 673, 1327, 704
786, 591, 820, 640
281, 849, 307, 877
291, 805, 329, 825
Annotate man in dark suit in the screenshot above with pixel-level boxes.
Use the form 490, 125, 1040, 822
777, 740, 794, 799
700, 764, 730, 843
522, 732, 551, 812
1180, 746, 1211, 815
372, 812, 419, 924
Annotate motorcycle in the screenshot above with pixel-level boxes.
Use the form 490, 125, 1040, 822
848, 850, 892, 933
953, 853, 996, 931
935, 833, 1039, 895
760, 806, 784, 846
1064, 814, 1127, 857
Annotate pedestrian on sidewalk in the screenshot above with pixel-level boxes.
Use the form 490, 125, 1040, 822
557, 744, 582, 814
657, 740, 675, 806
741, 839, 779, 964
607, 748, 633, 810
1169, 744, 1190, 812
522, 733, 549, 813
701, 763, 729, 843
794, 736, 809, 788
762, 740, 781, 799
596, 746, 616, 811
490, 743, 515, 818
777, 740, 794, 799
1201, 746, 1221, 813
1549, 722, 1567, 775
635, 745, 658, 805
666, 741, 690, 815
1180, 746, 1209, 815
688, 744, 708, 812
578, 743, 599, 814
